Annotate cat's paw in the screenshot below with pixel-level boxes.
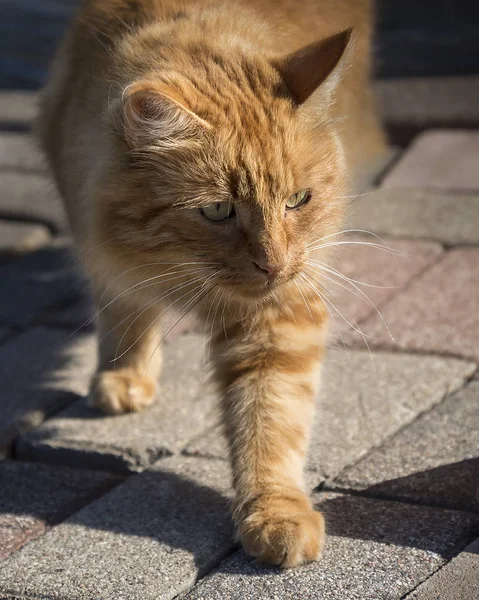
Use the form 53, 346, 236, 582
89, 369, 157, 414
237, 490, 325, 568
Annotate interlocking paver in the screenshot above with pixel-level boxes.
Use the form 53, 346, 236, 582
0, 133, 45, 172
347, 249, 479, 363
0, 327, 96, 456
406, 537, 479, 600
0, 220, 50, 259
0, 461, 119, 560
382, 130, 479, 191
0, 91, 38, 126
332, 382, 479, 512
185, 492, 479, 600
185, 350, 475, 481
18, 333, 220, 473
0, 172, 66, 232
346, 188, 479, 245
0, 456, 234, 600
374, 76, 479, 128
328, 238, 442, 338
0, 242, 81, 327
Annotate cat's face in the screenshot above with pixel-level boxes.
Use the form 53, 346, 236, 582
104, 33, 349, 301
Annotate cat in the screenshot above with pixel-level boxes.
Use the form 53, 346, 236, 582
38, 0, 386, 568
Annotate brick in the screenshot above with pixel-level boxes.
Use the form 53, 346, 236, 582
382, 130, 479, 191
18, 333, 220, 473
0, 243, 82, 327
0, 220, 50, 260
0, 133, 45, 172
0, 456, 234, 600
349, 249, 479, 363
331, 382, 479, 512
185, 350, 475, 481
185, 493, 479, 600
406, 538, 479, 600
327, 238, 442, 338
0, 172, 66, 233
346, 188, 479, 245
0, 327, 96, 456
374, 76, 479, 128
0, 461, 119, 560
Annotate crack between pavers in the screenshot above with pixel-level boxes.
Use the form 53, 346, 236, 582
320, 368, 476, 493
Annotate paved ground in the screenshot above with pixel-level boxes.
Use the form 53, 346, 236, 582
0, 2, 479, 599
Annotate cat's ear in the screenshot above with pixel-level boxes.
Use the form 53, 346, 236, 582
120, 81, 211, 147
273, 29, 353, 106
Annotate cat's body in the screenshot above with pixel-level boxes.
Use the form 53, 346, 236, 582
38, 0, 386, 567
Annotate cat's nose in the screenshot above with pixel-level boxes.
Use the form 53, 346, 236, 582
253, 259, 285, 278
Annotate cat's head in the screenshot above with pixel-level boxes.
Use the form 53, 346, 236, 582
104, 30, 351, 302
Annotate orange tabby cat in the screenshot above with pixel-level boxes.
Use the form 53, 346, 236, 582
38, 0, 386, 567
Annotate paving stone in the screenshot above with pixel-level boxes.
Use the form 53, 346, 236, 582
18, 333, 220, 473
0, 133, 45, 172
185, 492, 479, 600
0, 329, 12, 344
0, 327, 96, 456
382, 130, 479, 191
0, 461, 119, 560
348, 249, 479, 363
406, 537, 479, 600
0, 91, 38, 127
0, 456, 235, 600
332, 382, 479, 512
0, 172, 66, 233
327, 238, 442, 339
185, 350, 475, 481
0, 242, 83, 327
374, 76, 479, 128
346, 188, 479, 245
0, 220, 50, 260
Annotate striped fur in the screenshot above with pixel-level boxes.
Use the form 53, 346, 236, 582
38, 0, 386, 567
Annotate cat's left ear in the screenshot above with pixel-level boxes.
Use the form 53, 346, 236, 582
273, 29, 353, 106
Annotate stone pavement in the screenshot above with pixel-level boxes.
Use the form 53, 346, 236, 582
1, 11, 479, 597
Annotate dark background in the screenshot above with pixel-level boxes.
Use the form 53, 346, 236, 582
1, 0, 479, 90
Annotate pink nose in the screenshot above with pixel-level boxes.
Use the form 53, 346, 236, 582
254, 260, 284, 278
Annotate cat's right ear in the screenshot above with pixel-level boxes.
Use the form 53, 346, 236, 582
118, 81, 211, 148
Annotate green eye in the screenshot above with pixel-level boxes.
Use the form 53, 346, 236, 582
200, 202, 235, 222
286, 189, 311, 209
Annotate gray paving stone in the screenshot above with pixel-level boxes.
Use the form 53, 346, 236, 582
0, 220, 50, 260
348, 249, 479, 363
185, 350, 475, 481
0, 133, 45, 172
0, 327, 96, 456
0, 456, 235, 600
346, 188, 479, 245
18, 333, 220, 473
331, 382, 479, 512
0, 172, 66, 233
0, 461, 119, 560
374, 76, 479, 128
185, 492, 479, 600
328, 238, 442, 339
0, 91, 38, 126
406, 537, 479, 600
0, 242, 82, 327
382, 130, 479, 191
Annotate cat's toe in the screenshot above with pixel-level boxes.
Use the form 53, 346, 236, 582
237, 490, 325, 568
89, 369, 157, 414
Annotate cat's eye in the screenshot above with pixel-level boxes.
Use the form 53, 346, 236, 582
200, 202, 235, 222
286, 189, 311, 209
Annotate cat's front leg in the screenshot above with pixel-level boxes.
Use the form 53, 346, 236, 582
89, 292, 163, 415
213, 303, 327, 568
